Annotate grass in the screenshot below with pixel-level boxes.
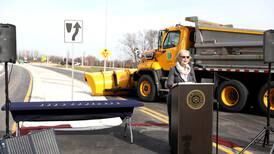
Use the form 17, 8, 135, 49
55, 65, 122, 73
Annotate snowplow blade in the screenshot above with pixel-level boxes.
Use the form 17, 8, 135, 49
84, 69, 137, 96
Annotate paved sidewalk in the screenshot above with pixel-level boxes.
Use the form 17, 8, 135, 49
24, 64, 102, 101
19, 64, 122, 130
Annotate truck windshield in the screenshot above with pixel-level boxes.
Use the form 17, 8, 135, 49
163, 31, 180, 49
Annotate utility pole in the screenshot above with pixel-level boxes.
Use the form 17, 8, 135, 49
82, 51, 85, 67
47, 55, 49, 64
103, 0, 108, 72
66, 50, 69, 69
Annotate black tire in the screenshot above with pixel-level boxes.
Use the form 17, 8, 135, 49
216, 80, 248, 112
137, 75, 156, 102
257, 82, 274, 117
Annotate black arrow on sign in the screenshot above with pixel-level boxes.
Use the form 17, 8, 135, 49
72, 22, 81, 41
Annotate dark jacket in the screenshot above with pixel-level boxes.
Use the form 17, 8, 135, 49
167, 65, 196, 89
166, 65, 196, 146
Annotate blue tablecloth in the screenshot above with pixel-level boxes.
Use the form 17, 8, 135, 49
1, 100, 143, 122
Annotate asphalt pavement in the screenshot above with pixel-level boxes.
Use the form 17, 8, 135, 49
32, 64, 274, 154
0, 64, 31, 136
34, 64, 86, 83
18, 64, 172, 154
1, 63, 274, 154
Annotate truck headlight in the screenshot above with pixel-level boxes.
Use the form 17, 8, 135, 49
143, 52, 154, 60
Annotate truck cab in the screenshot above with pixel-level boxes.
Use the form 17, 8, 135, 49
134, 25, 195, 102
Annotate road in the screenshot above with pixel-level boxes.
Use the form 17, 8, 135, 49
0, 64, 31, 136
35, 64, 86, 83
34, 64, 274, 153
1, 63, 274, 154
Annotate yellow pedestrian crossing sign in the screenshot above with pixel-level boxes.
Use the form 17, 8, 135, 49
100, 49, 111, 59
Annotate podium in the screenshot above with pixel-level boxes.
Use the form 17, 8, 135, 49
170, 83, 214, 154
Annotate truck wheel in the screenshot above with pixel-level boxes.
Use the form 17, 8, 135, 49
257, 82, 274, 117
137, 75, 156, 102
217, 80, 248, 112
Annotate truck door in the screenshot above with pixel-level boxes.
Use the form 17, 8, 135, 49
157, 30, 181, 71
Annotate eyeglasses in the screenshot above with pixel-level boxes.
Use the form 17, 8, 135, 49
180, 56, 190, 59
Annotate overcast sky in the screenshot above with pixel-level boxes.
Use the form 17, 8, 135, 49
1, 0, 274, 60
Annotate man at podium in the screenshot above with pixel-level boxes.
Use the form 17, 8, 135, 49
167, 49, 196, 146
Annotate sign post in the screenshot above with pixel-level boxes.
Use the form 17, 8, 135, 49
64, 20, 83, 100
100, 48, 111, 71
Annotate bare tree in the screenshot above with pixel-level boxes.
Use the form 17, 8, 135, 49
120, 33, 138, 65
138, 29, 158, 51
145, 30, 158, 49
120, 29, 158, 65
85, 55, 98, 66
49, 56, 63, 64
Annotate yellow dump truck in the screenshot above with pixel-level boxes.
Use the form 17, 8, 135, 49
85, 16, 274, 116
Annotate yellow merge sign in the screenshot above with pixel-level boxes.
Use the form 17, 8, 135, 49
100, 49, 111, 59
